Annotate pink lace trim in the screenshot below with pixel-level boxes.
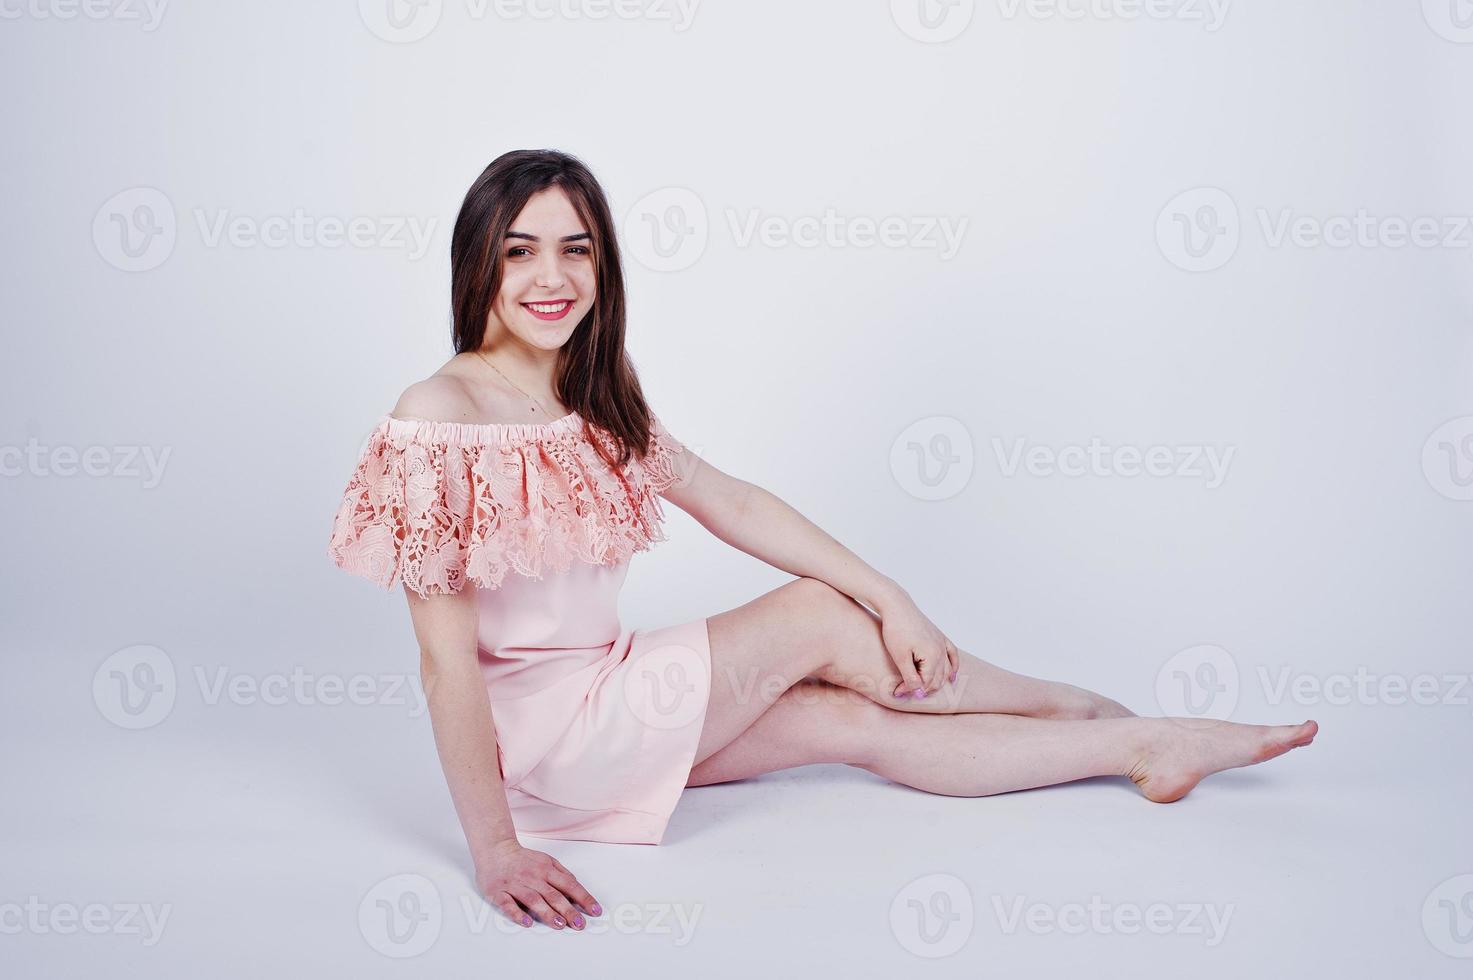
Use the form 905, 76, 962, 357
327, 411, 690, 598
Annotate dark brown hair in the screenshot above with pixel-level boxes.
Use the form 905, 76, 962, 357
451, 148, 656, 469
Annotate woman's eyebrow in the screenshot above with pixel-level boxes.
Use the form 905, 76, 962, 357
505, 231, 592, 242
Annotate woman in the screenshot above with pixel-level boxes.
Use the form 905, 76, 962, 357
327, 149, 1318, 935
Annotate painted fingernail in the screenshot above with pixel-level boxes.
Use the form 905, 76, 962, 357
950, 671, 957, 683
572, 915, 584, 927
522, 915, 531, 926
554, 916, 565, 927
913, 689, 926, 699
590, 903, 602, 915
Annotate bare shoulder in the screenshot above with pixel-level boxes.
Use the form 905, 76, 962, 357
390, 371, 477, 424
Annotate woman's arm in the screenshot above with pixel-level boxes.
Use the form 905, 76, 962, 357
661, 451, 960, 698
404, 586, 516, 858
404, 586, 600, 931
661, 454, 909, 615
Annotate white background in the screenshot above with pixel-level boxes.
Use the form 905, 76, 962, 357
2, 1, 1470, 976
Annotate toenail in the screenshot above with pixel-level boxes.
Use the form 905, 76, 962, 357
913, 689, 926, 699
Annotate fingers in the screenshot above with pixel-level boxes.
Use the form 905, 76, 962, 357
891, 652, 926, 700
893, 641, 957, 699
917, 646, 944, 694
548, 865, 602, 918
499, 855, 602, 932
513, 888, 566, 930
494, 891, 533, 928
537, 886, 586, 931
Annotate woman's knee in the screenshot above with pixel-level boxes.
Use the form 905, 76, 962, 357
778, 577, 877, 668
779, 679, 897, 767
687, 680, 879, 784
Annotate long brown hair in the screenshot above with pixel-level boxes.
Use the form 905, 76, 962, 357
451, 148, 656, 470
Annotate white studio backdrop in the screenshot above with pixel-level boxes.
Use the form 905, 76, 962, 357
2, 2, 1470, 977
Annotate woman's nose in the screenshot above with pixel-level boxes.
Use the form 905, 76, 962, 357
535, 257, 565, 288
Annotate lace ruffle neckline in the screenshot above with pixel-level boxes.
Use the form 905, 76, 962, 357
378, 410, 584, 446
327, 410, 689, 598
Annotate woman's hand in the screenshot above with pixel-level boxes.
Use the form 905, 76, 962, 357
876, 593, 960, 700
476, 839, 602, 931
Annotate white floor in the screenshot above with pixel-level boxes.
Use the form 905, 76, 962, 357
6, 653, 1468, 979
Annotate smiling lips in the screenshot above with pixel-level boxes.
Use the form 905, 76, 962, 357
522, 300, 574, 322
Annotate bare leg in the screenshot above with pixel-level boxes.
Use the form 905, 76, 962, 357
818, 641, 1136, 719
698, 576, 1131, 773
860, 713, 1318, 801
689, 679, 1318, 803
793, 578, 1135, 719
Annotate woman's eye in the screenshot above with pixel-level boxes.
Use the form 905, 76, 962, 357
507, 246, 588, 257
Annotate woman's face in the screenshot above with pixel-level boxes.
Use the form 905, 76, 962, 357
486, 186, 597, 353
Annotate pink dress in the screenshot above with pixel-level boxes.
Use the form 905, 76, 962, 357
325, 409, 711, 846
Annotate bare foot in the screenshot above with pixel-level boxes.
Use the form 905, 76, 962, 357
1124, 718, 1318, 803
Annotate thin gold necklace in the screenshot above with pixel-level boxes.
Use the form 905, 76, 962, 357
475, 349, 557, 419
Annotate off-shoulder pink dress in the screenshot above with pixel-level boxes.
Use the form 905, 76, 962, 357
326, 409, 711, 846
